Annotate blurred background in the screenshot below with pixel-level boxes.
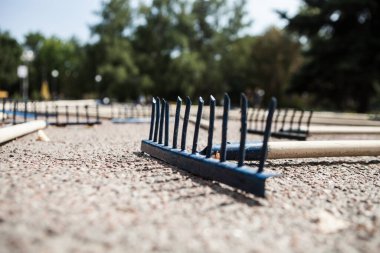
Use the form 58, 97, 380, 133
0, 0, 379, 112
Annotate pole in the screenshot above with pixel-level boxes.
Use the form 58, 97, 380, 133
267, 140, 380, 159
0, 120, 47, 144
202, 140, 380, 160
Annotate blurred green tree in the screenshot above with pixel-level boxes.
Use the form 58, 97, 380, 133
90, 0, 139, 101
189, 0, 250, 99
0, 31, 22, 92
250, 27, 303, 103
133, 0, 184, 98
220, 36, 255, 100
133, 0, 250, 101
221, 28, 302, 105
25, 34, 86, 99
280, 0, 380, 112
24, 32, 45, 98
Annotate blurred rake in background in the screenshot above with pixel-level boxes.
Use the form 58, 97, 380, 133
1, 99, 101, 126
248, 107, 313, 140
110, 103, 151, 124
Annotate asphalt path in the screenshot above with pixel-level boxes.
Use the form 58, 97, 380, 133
0, 121, 379, 253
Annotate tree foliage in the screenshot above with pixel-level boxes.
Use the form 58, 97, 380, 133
221, 27, 302, 104
251, 27, 303, 102
0, 31, 22, 91
281, 0, 380, 112
1, 0, 305, 108
90, 0, 138, 101
132, 0, 250, 100
23, 33, 86, 99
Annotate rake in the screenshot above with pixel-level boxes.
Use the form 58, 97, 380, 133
111, 104, 151, 124
141, 93, 277, 197
248, 105, 380, 139
0, 120, 47, 144
248, 107, 313, 140
1, 99, 101, 126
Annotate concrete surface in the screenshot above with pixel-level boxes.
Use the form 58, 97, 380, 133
0, 121, 379, 253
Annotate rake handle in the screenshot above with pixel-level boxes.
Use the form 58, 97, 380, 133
0, 120, 47, 144
308, 125, 380, 134
267, 140, 380, 159
204, 140, 380, 160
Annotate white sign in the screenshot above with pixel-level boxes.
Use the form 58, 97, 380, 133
17, 65, 28, 78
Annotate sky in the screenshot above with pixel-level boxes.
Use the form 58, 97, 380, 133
0, 0, 301, 43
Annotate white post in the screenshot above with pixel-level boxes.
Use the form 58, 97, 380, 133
0, 120, 47, 144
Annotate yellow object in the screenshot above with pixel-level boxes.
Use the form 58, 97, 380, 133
0, 90, 8, 98
36, 130, 50, 142
40, 80, 51, 100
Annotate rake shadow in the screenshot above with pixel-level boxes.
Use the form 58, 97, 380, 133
137, 152, 262, 207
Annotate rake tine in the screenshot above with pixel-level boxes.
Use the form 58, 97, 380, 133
220, 93, 230, 162
206, 95, 216, 158
258, 97, 277, 172
111, 104, 114, 119
281, 108, 288, 130
153, 97, 160, 142
45, 103, 48, 122
13, 101, 17, 125
254, 107, 260, 130
158, 99, 165, 144
149, 98, 156, 140
124, 105, 127, 119
66, 105, 69, 124
274, 109, 281, 132
34, 102, 38, 120
192, 97, 204, 154
289, 109, 296, 130
261, 107, 266, 131
297, 109, 305, 132
23, 100, 27, 123
2, 99, 5, 123
164, 101, 170, 146
306, 110, 313, 134
248, 107, 255, 130
181, 96, 191, 151
172, 97, 182, 148
238, 93, 248, 167
85, 105, 89, 124
55, 105, 59, 125
96, 104, 99, 123
76, 105, 79, 123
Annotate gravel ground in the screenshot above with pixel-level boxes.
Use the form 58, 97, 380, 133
0, 120, 379, 253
